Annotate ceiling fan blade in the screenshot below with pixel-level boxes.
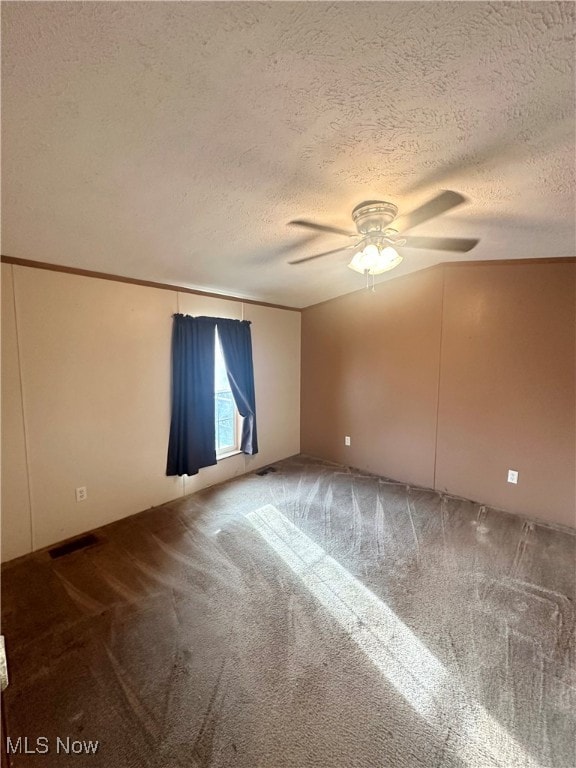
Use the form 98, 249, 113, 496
248, 233, 322, 265
289, 245, 354, 265
271, 233, 321, 257
402, 236, 479, 253
288, 219, 354, 237
395, 191, 467, 233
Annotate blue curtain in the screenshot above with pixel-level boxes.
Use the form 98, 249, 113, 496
166, 314, 218, 476
216, 319, 259, 455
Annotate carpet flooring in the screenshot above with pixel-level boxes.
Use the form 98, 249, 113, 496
1, 455, 575, 767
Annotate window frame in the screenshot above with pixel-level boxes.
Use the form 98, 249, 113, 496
214, 329, 242, 459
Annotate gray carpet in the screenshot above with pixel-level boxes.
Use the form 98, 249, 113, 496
2, 455, 575, 767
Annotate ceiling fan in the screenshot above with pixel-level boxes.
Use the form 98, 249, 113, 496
287, 191, 479, 275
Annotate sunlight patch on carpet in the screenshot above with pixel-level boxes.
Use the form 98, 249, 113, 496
246, 504, 540, 768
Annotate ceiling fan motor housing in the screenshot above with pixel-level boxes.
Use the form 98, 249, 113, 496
352, 201, 398, 235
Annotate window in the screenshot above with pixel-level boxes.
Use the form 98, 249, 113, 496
214, 329, 239, 456
167, 315, 257, 477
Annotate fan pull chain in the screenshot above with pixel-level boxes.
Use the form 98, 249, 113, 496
364, 270, 376, 291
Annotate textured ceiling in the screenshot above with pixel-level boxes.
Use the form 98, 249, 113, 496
2, 2, 575, 307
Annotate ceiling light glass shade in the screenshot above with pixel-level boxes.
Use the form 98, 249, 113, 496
348, 244, 403, 275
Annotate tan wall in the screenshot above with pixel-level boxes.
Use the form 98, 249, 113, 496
1, 264, 300, 561
301, 261, 576, 528
301, 268, 443, 489
435, 262, 576, 527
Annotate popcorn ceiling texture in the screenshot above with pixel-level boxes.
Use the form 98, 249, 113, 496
2, 2, 575, 307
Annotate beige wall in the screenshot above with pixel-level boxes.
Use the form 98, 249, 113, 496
1, 267, 32, 561
1, 264, 300, 561
177, 294, 302, 496
301, 261, 576, 529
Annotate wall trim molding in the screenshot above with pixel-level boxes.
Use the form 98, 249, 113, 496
0, 255, 301, 313
441, 256, 576, 268
303, 256, 576, 310
2, 254, 573, 313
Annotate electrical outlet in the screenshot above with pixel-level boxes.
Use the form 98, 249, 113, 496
75, 486, 88, 502
345, 436, 351, 446
507, 470, 518, 485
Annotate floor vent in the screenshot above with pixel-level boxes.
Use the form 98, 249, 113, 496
256, 466, 278, 476
48, 533, 100, 559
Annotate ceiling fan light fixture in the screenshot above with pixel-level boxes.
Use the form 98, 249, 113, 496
288, 192, 478, 268
348, 243, 403, 275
